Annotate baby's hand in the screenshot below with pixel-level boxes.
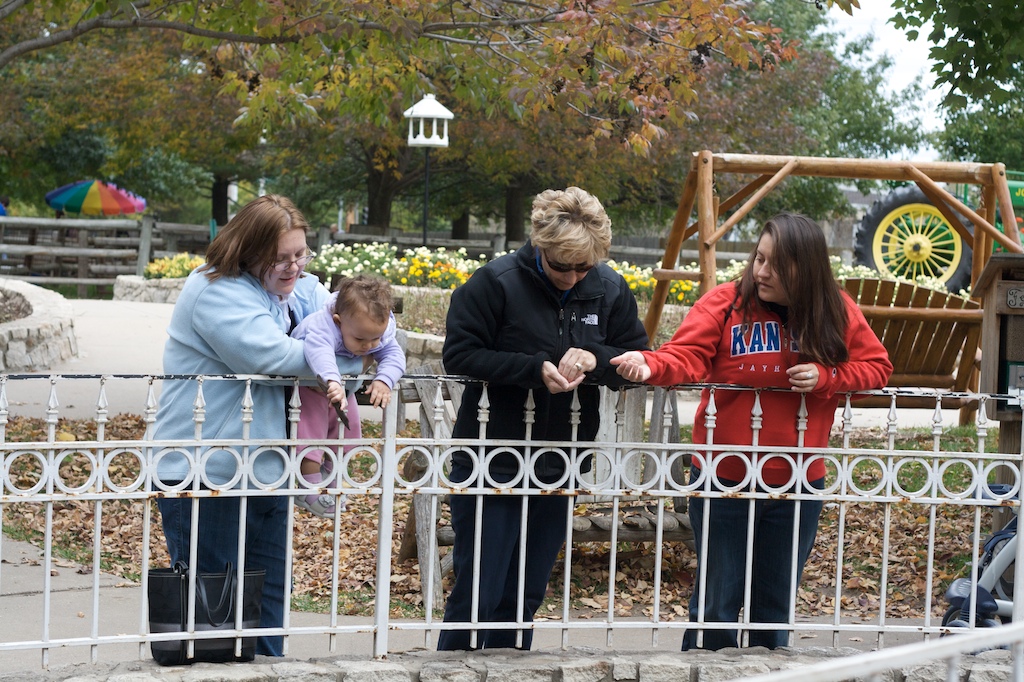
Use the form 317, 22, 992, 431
366, 380, 392, 408
326, 381, 348, 410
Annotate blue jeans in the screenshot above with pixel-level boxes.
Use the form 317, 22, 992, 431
438, 462, 569, 650
157, 494, 289, 656
683, 465, 824, 651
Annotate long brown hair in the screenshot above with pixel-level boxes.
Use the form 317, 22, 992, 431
736, 213, 849, 364
201, 195, 309, 282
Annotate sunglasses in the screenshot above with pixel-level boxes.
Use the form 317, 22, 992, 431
545, 253, 595, 274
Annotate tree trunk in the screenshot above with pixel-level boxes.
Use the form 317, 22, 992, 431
365, 152, 399, 229
212, 175, 230, 226
451, 210, 470, 239
505, 184, 526, 243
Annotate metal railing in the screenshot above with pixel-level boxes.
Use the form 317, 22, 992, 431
1, 373, 1023, 670
745, 621, 1024, 681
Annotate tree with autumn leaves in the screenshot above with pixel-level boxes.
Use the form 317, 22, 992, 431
1, 0, 924, 232
2, 1, 801, 147
262, 0, 925, 234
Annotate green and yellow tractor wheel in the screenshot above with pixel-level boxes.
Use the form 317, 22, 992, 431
855, 186, 972, 294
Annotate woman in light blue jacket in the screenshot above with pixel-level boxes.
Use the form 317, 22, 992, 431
153, 195, 360, 657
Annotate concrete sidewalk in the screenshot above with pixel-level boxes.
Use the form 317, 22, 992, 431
7, 298, 174, 419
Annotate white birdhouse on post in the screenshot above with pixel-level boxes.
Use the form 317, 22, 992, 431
404, 94, 454, 148
403, 94, 455, 246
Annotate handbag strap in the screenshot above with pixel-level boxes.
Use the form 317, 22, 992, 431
177, 561, 238, 628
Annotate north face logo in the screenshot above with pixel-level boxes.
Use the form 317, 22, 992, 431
582, 314, 598, 325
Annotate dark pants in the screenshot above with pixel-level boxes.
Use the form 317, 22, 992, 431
437, 462, 570, 650
682, 466, 824, 651
157, 495, 289, 656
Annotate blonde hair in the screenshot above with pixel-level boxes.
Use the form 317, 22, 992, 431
529, 187, 612, 264
202, 195, 310, 282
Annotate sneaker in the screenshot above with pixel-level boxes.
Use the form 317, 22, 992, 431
295, 493, 344, 518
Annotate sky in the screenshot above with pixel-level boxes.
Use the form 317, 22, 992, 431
828, 0, 947, 142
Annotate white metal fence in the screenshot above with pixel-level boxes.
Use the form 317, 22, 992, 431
1, 373, 1023, 672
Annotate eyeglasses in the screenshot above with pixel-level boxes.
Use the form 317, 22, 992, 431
545, 252, 594, 274
272, 251, 315, 272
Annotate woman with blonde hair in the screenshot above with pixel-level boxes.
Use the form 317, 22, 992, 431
438, 187, 649, 650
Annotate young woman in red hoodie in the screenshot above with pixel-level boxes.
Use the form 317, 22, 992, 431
612, 213, 893, 651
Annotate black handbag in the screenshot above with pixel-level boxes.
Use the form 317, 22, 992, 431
148, 561, 265, 666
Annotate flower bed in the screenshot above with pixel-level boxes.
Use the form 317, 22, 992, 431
310, 242, 705, 305
130, 245, 946, 313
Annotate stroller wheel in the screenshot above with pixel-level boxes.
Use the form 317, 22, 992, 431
942, 605, 968, 628
943, 619, 972, 633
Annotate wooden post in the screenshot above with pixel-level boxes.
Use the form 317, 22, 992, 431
77, 229, 89, 297
136, 215, 155, 277
977, 185, 998, 290
643, 165, 698, 341
317, 225, 332, 252
995, 419, 1022, 531
974, 254, 1024, 530
992, 163, 1022, 250
23, 223, 36, 274
696, 150, 716, 297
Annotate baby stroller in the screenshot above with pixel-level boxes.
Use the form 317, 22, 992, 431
943, 483, 1017, 629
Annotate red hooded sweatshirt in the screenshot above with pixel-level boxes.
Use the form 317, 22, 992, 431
644, 282, 893, 485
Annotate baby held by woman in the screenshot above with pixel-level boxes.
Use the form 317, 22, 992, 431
290, 275, 405, 516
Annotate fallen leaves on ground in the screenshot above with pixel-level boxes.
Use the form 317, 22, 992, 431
0, 415, 990, 622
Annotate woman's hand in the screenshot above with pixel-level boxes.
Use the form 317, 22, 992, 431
541, 360, 582, 394
558, 348, 596, 382
787, 363, 820, 393
610, 351, 651, 383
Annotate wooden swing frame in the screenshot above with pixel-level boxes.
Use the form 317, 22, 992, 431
643, 151, 1024, 341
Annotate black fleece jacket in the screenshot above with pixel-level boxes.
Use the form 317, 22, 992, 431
443, 241, 649, 478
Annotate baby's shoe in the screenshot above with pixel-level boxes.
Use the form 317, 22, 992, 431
296, 492, 338, 518
297, 469, 346, 517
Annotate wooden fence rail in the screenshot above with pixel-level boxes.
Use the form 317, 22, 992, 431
0, 215, 212, 295
0, 214, 759, 296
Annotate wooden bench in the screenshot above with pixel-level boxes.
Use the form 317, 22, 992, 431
842, 277, 984, 424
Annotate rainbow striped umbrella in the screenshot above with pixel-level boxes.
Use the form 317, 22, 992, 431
45, 180, 147, 216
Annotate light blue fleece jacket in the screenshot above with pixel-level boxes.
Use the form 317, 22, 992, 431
153, 268, 362, 486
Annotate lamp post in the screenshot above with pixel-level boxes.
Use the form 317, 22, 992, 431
403, 94, 454, 246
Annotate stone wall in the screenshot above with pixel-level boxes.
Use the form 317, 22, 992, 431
405, 330, 444, 369
11, 644, 1015, 682
0, 278, 77, 372
113, 275, 185, 304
